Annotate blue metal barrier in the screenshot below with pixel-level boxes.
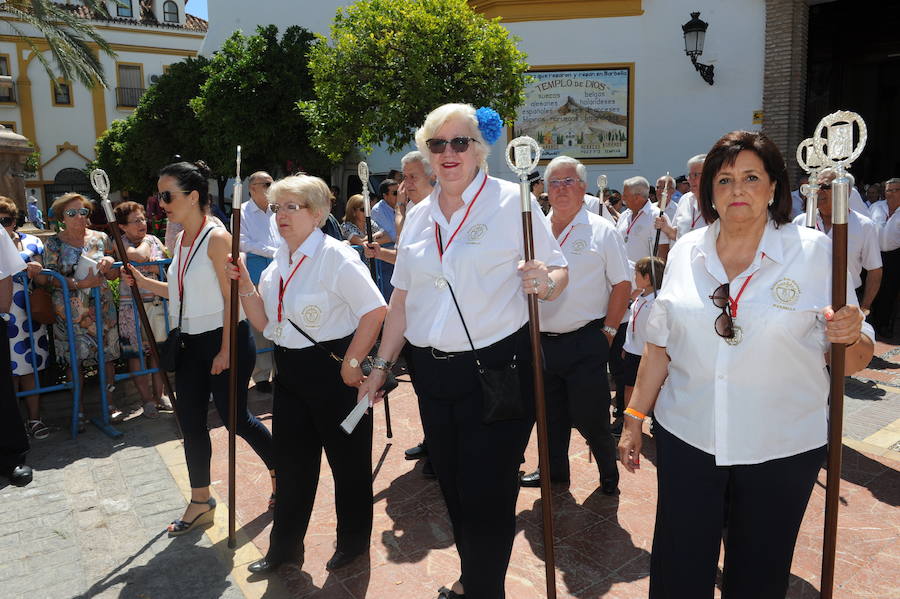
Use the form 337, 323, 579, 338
12, 270, 83, 439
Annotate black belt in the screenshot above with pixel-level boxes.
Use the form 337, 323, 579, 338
541, 318, 604, 338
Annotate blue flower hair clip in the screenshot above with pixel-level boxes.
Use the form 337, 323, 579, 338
476, 107, 503, 145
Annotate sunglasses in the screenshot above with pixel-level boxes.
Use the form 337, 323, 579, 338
548, 177, 579, 188
65, 208, 90, 218
426, 137, 478, 154
253, 181, 273, 188
0, 215, 14, 226
269, 202, 307, 214
709, 283, 735, 339
157, 190, 189, 204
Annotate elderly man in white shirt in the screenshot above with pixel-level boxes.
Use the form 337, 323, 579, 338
241, 171, 279, 393
657, 154, 707, 242
792, 168, 883, 316
519, 156, 630, 494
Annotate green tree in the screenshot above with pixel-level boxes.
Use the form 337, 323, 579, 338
299, 0, 530, 162
1, 1, 115, 87
93, 56, 209, 194
190, 24, 329, 193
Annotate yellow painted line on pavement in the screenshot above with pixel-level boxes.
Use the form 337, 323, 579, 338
155, 439, 290, 599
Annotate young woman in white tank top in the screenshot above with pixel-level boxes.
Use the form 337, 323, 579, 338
124, 160, 274, 536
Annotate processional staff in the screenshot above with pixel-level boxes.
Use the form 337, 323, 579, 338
358, 160, 392, 439
596, 174, 607, 219
797, 137, 825, 229
812, 110, 867, 599
227, 146, 243, 549
90, 169, 180, 418
506, 136, 557, 599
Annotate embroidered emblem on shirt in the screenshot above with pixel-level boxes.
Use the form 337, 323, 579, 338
571, 239, 588, 254
302, 305, 322, 327
467, 224, 488, 243
772, 278, 800, 305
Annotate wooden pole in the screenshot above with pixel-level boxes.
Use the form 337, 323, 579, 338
226, 148, 243, 549
820, 173, 849, 599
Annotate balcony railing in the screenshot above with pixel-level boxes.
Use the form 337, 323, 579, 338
116, 86, 145, 108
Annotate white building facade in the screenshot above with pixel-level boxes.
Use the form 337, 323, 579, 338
203, 0, 766, 191
0, 0, 206, 209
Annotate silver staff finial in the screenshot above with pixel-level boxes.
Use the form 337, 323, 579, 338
90, 169, 114, 222
812, 111, 868, 226
505, 136, 541, 181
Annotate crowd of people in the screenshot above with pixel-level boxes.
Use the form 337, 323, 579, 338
0, 100, 896, 598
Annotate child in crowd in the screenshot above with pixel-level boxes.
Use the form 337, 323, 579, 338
621, 256, 665, 420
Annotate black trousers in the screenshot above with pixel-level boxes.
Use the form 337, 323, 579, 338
410, 327, 534, 599
266, 336, 373, 563
607, 322, 628, 416
871, 247, 900, 332
650, 423, 825, 599
175, 320, 274, 488
542, 320, 618, 483
0, 317, 28, 471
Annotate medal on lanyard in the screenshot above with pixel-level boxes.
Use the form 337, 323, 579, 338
724, 273, 754, 346
624, 210, 642, 243
433, 175, 488, 290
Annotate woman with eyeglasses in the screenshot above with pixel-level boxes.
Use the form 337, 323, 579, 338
358, 103, 568, 599
0, 197, 50, 439
113, 201, 171, 419
225, 175, 386, 574
39, 192, 125, 426
617, 131, 874, 598
122, 161, 274, 537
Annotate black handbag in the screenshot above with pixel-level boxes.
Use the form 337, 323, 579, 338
286, 319, 398, 394
159, 227, 214, 373
445, 280, 524, 424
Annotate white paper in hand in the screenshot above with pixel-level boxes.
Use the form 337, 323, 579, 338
340, 395, 370, 435
74, 254, 97, 281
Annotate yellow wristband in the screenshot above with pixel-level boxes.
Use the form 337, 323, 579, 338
624, 407, 647, 421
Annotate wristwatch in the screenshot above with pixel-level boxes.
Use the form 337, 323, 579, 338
348, 357, 360, 368
370, 356, 394, 372
602, 325, 618, 337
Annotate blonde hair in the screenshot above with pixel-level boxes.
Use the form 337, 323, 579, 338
415, 103, 488, 166
344, 194, 364, 223
267, 175, 331, 227
51, 193, 92, 221
0, 196, 17, 218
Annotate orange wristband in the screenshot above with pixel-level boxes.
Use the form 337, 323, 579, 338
624, 407, 647, 421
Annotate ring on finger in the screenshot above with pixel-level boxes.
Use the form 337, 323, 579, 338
533, 278, 539, 290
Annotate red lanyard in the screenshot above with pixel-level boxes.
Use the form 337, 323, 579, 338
729, 272, 755, 318
558, 223, 576, 247
176, 216, 207, 300
434, 174, 488, 261
625, 210, 643, 236
632, 296, 648, 332
691, 206, 703, 229
277, 255, 307, 323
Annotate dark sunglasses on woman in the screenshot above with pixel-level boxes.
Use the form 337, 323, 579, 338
0, 216, 14, 226
65, 208, 90, 218
157, 190, 188, 204
426, 136, 479, 154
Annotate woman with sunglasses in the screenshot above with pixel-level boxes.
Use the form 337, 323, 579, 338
358, 103, 568, 599
0, 197, 50, 439
617, 131, 874, 598
226, 175, 386, 574
113, 201, 171, 419
122, 161, 275, 536
39, 193, 125, 425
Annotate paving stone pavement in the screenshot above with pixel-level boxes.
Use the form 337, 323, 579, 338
0, 412, 246, 599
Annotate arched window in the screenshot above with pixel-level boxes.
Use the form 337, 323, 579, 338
163, 1, 179, 24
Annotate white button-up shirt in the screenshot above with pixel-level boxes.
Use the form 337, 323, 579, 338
615, 200, 669, 270
880, 209, 900, 252
623, 292, 656, 355
259, 229, 385, 348
392, 171, 566, 352
371, 199, 398, 242
240, 199, 280, 259
671, 191, 707, 240
791, 210, 882, 290
0, 231, 25, 278
646, 219, 874, 465
541, 206, 630, 334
